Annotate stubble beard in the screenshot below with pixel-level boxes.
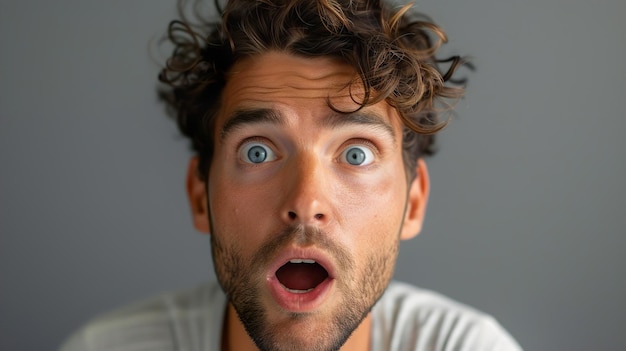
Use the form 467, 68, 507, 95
210, 225, 399, 351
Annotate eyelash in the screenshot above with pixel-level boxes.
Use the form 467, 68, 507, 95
342, 139, 380, 155
236, 136, 269, 150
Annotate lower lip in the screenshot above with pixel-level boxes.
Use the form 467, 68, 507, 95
267, 275, 334, 313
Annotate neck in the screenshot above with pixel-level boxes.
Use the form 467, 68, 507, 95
221, 303, 372, 351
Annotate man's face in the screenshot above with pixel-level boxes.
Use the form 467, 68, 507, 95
191, 52, 427, 351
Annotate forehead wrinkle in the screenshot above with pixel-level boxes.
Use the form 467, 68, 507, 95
232, 84, 354, 100
220, 108, 284, 141
228, 67, 355, 84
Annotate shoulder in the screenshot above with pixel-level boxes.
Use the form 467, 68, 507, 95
371, 281, 523, 351
60, 282, 226, 351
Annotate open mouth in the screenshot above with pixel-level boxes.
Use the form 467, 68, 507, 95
275, 259, 329, 293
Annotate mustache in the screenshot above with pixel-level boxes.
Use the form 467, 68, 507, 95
251, 225, 353, 273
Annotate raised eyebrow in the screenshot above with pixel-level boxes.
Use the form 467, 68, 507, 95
322, 111, 397, 143
220, 108, 284, 141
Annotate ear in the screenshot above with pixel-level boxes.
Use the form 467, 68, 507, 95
186, 157, 210, 234
400, 158, 430, 240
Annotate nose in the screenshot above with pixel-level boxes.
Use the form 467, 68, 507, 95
279, 153, 331, 226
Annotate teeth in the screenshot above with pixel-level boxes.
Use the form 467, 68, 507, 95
289, 259, 316, 264
285, 287, 314, 294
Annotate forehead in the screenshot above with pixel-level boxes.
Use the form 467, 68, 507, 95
217, 52, 402, 131
227, 52, 356, 93
222, 52, 357, 105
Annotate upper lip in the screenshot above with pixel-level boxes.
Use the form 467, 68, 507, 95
267, 247, 336, 281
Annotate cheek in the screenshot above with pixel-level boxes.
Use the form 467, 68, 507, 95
336, 168, 407, 246
339, 181, 403, 281
208, 169, 280, 251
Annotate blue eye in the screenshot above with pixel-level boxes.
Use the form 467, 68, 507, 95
341, 146, 374, 166
240, 143, 276, 164
248, 146, 266, 163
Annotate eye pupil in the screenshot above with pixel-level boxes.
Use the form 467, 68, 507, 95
346, 147, 366, 165
248, 146, 267, 163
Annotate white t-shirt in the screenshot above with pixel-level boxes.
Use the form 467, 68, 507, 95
61, 281, 522, 351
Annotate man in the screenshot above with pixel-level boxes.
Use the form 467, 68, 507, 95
62, 0, 522, 350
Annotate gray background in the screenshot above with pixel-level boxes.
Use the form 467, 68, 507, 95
1, 0, 625, 350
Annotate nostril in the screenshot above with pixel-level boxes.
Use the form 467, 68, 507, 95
286, 211, 324, 221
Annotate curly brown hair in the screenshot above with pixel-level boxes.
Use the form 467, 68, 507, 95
159, 0, 466, 181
